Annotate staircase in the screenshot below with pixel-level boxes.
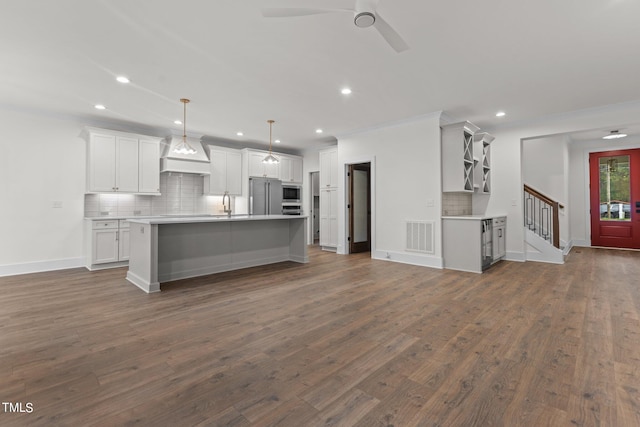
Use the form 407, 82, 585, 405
523, 184, 567, 264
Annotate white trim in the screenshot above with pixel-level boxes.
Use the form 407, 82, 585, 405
371, 250, 443, 269
126, 271, 160, 293
0, 257, 85, 278
506, 251, 526, 262
336, 111, 443, 140
571, 239, 591, 247
85, 261, 128, 271
339, 155, 376, 256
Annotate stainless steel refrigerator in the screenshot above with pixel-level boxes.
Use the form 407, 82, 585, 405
249, 177, 283, 215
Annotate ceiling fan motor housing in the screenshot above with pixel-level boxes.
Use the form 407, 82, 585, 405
354, 0, 376, 27
354, 11, 375, 27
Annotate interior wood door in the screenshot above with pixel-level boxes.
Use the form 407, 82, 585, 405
348, 163, 371, 253
589, 148, 640, 249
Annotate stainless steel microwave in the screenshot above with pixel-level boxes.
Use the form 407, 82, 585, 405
282, 184, 301, 203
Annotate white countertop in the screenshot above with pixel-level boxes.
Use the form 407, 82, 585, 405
127, 214, 307, 225
85, 216, 157, 220
442, 214, 507, 220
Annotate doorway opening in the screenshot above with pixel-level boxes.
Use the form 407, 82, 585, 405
589, 148, 640, 249
310, 171, 320, 245
348, 163, 371, 253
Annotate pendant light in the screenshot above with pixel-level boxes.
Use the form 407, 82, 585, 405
262, 119, 279, 164
173, 98, 197, 155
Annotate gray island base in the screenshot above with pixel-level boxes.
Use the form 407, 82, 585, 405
126, 215, 308, 293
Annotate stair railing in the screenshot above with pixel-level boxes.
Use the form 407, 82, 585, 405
523, 184, 563, 249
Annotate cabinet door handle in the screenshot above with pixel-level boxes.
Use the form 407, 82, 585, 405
498, 229, 502, 238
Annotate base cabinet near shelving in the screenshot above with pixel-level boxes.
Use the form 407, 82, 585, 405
442, 215, 506, 273
84, 219, 130, 270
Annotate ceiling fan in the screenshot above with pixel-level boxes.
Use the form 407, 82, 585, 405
262, 0, 409, 53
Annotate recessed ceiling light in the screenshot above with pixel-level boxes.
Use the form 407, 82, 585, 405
275, 139, 281, 144
496, 111, 506, 117
236, 131, 244, 136
315, 129, 323, 134
174, 120, 182, 125
341, 87, 352, 95
603, 130, 627, 140
116, 76, 130, 84
94, 104, 106, 110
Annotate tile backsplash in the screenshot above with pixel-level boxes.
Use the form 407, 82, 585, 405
442, 192, 472, 216
84, 173, 229, 217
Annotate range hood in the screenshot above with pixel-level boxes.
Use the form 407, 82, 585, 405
160, 136, 210, 175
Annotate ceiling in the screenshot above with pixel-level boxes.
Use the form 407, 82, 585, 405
2, 0, 640, 153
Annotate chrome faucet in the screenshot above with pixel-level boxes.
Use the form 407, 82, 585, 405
222, 191, 232, 216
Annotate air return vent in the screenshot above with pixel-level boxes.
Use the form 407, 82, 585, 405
406, 221, 435, 254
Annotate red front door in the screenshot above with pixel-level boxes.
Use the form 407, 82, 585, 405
589, 149, 640, 249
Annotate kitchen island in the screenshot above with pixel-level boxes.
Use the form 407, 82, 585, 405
126, 215, 307, 292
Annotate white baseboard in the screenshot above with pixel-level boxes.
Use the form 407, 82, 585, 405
506, 251, 525, 262
371, 250, 443, 269
570, 239, 590, 248
0, 257, 85, 278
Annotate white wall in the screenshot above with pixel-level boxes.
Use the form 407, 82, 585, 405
0, 109, 87, 275
522, 135, 570, 245
486, 100, 640, 260
337, 113, 443, 267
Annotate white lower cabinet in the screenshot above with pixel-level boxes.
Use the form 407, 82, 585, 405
85, 219, 130, 269
492, 217, 506, 261
118, 224, 130, 261
442, 215, 506, 273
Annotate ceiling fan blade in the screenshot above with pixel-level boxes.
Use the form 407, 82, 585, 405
373, 13, 409, 53
262, 8, 352, 18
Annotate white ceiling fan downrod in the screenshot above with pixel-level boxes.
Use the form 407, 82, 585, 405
354, 0, 376, 28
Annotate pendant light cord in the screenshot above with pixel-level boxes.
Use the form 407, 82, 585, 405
181, 98, 190, 142
268, 119, 275, 154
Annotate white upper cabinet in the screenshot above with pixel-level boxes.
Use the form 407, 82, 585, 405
87, 133, 118, 192
84, 128, 161, 194
279, 155, 303, 183
319, 146, 339, 249
319, 147, 338, 188
116, 137, 139, 192
441, 121, 479, 193
247, 150, 280, 178
204, 147, 242, 195
473, 132, 494, 195
138, 138, 161, 194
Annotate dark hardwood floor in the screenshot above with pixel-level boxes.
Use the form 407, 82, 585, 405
1, 246, 639, 426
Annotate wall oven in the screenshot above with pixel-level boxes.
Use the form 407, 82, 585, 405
282, 204, 302, 215
282, 184, 302, 204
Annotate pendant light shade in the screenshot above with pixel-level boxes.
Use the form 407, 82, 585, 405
173, 98, 197, 155
263, 119, 279, 164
